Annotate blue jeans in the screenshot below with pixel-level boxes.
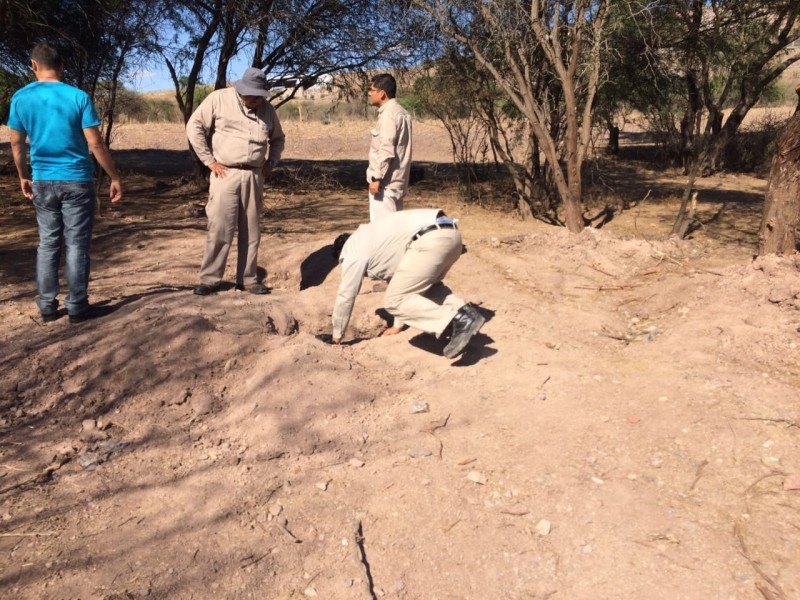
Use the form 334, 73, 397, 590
32, 181, 95, 317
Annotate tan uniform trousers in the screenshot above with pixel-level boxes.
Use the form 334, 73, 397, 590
369, 188, 404, 222
199, 167, 263, 286
384, 228, 465, 337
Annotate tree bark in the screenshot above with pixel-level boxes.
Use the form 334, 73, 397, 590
757, 85, 800, 255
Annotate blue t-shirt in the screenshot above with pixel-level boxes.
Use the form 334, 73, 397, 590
7, 81, 100, 181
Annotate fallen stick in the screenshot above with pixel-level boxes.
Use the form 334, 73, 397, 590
353, 520, 378, 600
0, 456, 71, 496
734, 521, 786, 600
272, 517, 301, 544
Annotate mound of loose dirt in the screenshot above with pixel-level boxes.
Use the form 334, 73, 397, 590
1, 121, 798, 599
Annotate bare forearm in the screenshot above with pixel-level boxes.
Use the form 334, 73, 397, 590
89, 142, 120, 180
10, 141, 29, 179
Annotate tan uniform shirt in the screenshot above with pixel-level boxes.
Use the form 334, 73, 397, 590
333, 208, 442, 338
186, 87, 285, 168
366, 98, 412, 191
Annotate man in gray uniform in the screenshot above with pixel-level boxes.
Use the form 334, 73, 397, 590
366, 73, 412, 221
323, 209, 485, 359
187, 67, 285, 295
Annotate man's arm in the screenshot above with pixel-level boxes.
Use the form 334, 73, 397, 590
262, 108, 286, 177
369, 112, 399, 194
186, 97, 228, 178
83, 126, 122, 202
9, 128, 33, 200
267, 108, 286, 162
331, 257, 368, 342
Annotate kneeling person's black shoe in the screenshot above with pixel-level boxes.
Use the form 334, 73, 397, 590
69, 305, 115, 324
248, 283, 270, 295
443, 304, 486, 359
235, 283, 270, 294
193, 283, 220, 296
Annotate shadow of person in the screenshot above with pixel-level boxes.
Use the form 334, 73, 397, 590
450, 333, 497, 365
406, 303, 496, 363
375, 308, 396, 327
408, 331, 496, 364
300, 244, 339, 290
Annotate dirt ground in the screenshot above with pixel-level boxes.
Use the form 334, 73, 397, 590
1, 119, 799, 600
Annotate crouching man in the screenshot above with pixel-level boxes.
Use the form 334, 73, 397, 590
322, 209, 484, 359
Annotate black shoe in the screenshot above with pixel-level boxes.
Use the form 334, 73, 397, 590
42, 312, 60, 323
443, 304, 486, 358
248, 283, 270, 295
69, 305, 114, 324
193, 283, 220, 296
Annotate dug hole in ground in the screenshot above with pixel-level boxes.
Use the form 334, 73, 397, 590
0, 121, 799, 599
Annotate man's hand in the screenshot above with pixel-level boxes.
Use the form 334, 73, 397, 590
261, 163, 274, 178
109, 178, 122, 203
209, 162, 228, 178
20, 178, 33, 200
380, 326, 402, 337
368, 180, 381, 195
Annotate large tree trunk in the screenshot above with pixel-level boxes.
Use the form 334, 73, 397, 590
758, 85, 800, 255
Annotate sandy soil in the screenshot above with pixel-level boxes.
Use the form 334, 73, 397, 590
1, 120, 799, 600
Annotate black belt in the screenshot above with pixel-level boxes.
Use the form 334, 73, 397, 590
226, 164, 260, 171
412, 222, 458, 241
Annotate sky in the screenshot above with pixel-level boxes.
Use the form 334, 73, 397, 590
126, 54, 252, 93
127, 69, 175, 93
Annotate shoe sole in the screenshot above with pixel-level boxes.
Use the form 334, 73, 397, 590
443, 312, 486, 358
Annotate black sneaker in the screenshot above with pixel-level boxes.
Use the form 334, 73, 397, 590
69, 305, 115, 324
443, 304, 486, 358
236, 283, 270, 295
248, 283, 270, 295
42, 312, 60, 323
193, 283, 220, 296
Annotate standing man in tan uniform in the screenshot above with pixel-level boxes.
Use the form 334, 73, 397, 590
320, 209, 485, 359
367, 73, 412, 221
187, 67, 285, 296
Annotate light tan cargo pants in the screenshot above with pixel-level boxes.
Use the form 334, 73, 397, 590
384, 228, 465, 336
199, 168, 263, 286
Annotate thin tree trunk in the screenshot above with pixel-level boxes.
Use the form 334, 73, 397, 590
606, 123, 619, 155
671, 162, 700, 237
758, 85, 800, 255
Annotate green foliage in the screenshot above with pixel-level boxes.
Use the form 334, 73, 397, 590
193, 84, 213, 107
759, 81, 787, 105
0, 68, 29, 124
276, 98, 366, 122
92, 84, 182, 123
723, 111, 786, 173
397, 93, 424, 118
277, 101, 301, 120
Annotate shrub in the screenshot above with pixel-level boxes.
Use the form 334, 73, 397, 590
723, 111, 787, 174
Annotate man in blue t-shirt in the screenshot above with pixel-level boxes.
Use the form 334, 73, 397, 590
7, 43, 123, 324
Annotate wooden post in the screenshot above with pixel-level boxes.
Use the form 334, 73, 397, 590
758, 84, 800, 255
